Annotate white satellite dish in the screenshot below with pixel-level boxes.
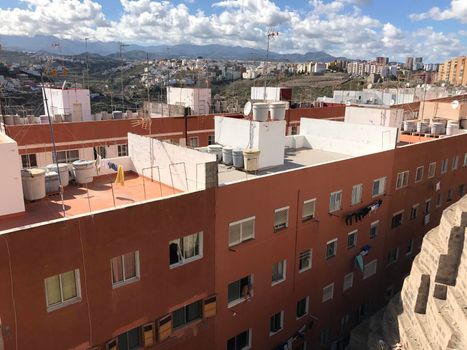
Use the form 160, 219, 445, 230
451, 100, 460, 109
441, 83, 446, 87
367, 83, 373, 89
417, 84, 421, 88
390, 99, 395, 106
243, 101, 252, 116
345, 100, 351, 106
405, 83, 410, 88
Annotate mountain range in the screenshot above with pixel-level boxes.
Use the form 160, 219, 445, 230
0, 35, 342, 62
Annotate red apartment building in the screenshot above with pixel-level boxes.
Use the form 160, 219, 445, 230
0, 103, 466, 350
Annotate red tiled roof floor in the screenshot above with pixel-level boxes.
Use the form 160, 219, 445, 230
0, 172, 180, 232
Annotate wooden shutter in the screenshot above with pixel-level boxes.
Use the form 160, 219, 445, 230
143, 323, 155, 347
158, 314, 172, 342
105, 338, 117, 350
203, 295, 217, 318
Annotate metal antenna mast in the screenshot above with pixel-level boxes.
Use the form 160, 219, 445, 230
85, 37, 90, 89
264, 30, 279, 100
119, 42, 129, 111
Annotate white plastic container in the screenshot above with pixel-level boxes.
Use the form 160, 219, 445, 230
46, 163, 70, 187
253, 103, 269, 122
403, 120, 417, 132
21, 168, 46, 201
243, 149, 260, 171
416, 121, 429, 133
446, 123, 459, 136
232, 149, 244, 168
72, 160, 95, 184
208, 145, 223, 162
222, 146, 233, 165
45, 171, 60, 194
269, 102, 287, 121
3, 115, 15, 125
431, 122, 444, 135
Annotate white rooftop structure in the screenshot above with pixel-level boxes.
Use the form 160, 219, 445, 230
42, 86, 92, 122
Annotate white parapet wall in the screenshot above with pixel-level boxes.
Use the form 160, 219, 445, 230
299, 118, 398, 156
0, 134, 25, 217
128, 133, 217, 191
345, 106, 404, 129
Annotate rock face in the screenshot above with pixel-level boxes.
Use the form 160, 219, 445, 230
349, 195, 467, 350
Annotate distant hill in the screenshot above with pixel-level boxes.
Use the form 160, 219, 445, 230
0, 35, 343, 62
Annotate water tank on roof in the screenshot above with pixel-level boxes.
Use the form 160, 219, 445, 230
403, 120, 417, 132
416, 121, 429, 133
446, 121, 459, 136
232, 148, 244, 169
72, 160, 95, 184
112, 111, 123, 120
46, 163, 70, 187
243, 149, 260, 172
222, 146, 233, 165
253, 103, 269, 122
430, 122, 444, 135
269, 102, 287, 121
21, 168, 46, 201
208, 145, 223, 162
45, 171, 60, 194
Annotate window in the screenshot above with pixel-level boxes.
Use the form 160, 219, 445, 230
296, 297, 309, 319
53, 149, 79, 163
299, 250, 312, 272
302, 199, 316, 221
415, 166, 424, 182
452, 155, 459, 170
118, 144, 128, 157
424, 199, 431, 214
447, 189, 453, 202
369, 220, 379, 239
291, 126, 298, 135
117, 327, 142, 350
459, 184, 466, 197
189, 136, 199, 148
329, 190, 342, 212
436, 193, 442, 208
464, 153, 467, 167
391, 211, 403, 229
351, 184, 363, 205
94, 146, 107, 159
410, 204, 419, 220
343, 272, 353, 291
229, 217, 255, 247
172, 300, 203, 329
207, 135, 215, 145
428, 162, 436, 178
228, 275, 252, 306
387, 248, 399, 265
395, 171, 409, 189
372, 177, 386, 197
270, 311, 284, 335
272, 260, 286, 285
363, 259, 377, 279
441, 158, 448, 174
347, 230, 357, 249
320, 328, 331, 346
111, 251, 139, 287
227, 329, 251, 350
322, 283, 334, 302
44, 269, 80, 310
274, 207, 289, 231
169, 232, 203, 267
326, 239, 337, 259
21, 154, 37, 168
406, 239, 414, 256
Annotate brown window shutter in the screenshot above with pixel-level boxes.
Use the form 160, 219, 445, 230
105, 338, 117, 350
158, 314, 173, 341
143, 323, 155, 347
203, 295, 217, 318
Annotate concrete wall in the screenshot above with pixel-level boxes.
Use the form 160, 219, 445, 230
345, 106, 404, 128
167, 87, 211, 115
420, 101, 467, 121
0, 135, 25, 217
299, 118, 398, 156
43, 88, 92, 122
128, 133, 216, 191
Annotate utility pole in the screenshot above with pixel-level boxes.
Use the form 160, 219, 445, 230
166, 47, 170, 117
264, 30, 279, 101
85, 37, 90, 89
119, 42, 129, 111
146, 52, 151, 116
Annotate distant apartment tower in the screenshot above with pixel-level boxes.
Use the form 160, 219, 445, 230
414, 57, 424, 71
405, 57, 414, 70
376, 57, 389, 65
439, 56, 467, 86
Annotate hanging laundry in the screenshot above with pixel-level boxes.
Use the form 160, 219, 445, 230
107, 162, 118, 171
355, 254, 364, 272
114, 165, 125, 185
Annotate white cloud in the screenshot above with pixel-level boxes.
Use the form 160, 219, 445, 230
0, 0, 465, 61
409, 0, 467, 23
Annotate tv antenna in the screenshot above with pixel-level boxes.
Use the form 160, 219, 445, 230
263, 29, 279, 100
119, 42, 129, 111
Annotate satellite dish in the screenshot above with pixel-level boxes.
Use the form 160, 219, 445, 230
243, 101, 252, 116
405, 83, 410, 88
367, 83, 373, 89
417, 84, 421, 88
441, 83, 446, 87
390, 99, 395, 106
346, 100, 351, 106
451, 100, 460, 109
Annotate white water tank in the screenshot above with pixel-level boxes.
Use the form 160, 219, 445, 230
431, 122, 444, 135
446, 121, 459, 136
21, 168, 46, 201
72, 160, 95, 184
416, 121, 429, 133
3, 115, 15, 125
45, 171, 60, 194
232, 148, 244, 169
269, 102, 287, 121
222, 146, 233, 165
403, 120, 417, 132
46, 163, 70, 187
208, 144, 223, 162
243, 149, 260, 172
252, 103, 269, 122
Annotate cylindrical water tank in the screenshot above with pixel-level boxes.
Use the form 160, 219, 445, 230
252, 103, 269, 122
243, 149, 261, 172
232, 148, 244, 169
72, 160, 95, 184
46, 163, 70, 187
63, 114, 72, 122
416, 121, 429, 133
45, 171, 60, 194
4, 115, 15, 125
269, 102, 287, 121
40, 115, 49, 124
95, 113, 102, 121
446, 122, 459, 136
16, 116, 26, 125
21, 168, 46, 201
208, 145, 223, 162
403, 120, 417, 132
222, 146, 233, 165
431, 122, 444, 135
54, 114, 63, 123
112, 111, 123, 120
102, 111, 110, 120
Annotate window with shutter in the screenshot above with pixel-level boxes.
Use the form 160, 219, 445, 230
142, 323, 154, 347
302, 199, 316, 221
274, 207, 289, 231
158, 315, 172, 341
203, 295, 217, 318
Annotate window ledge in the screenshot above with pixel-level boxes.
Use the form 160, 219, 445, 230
112, 277, 139, 289
47, 297, 81, 312
302, 216, 315, 222
273, 225, 287, 233
227, 297, 248, 308
269, 328, 283, 337
271, 278, 286, 287
298, 266, 311, 274
296, 313, 308, 320
326, 255, 336, 260
169, 255, 203, 269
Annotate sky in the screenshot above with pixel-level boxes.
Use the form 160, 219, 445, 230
0, 0, 466, 62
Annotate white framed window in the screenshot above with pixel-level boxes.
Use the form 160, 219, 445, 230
329, 190, 342, 213
228, 275, 253, 307
428, 162, 436, 178
410, 204, 419, 220
302, 198, 316, 221
44, 269, 81, 311
363, 259, 377, 279
229, 217, 255, 247
441, 158, 448, 174
117, 144, 128, 157
372, 177, 386, 197
436, 193, 442, 208
272, 260, 286, 285
452, 155, 459, 170
299, 249, 312, 273
391, 210, 404, 229
172, 300, 203, 329
207, 135, 215, 145
326, 238, 337, 259
464, 153, 467, 167
274, 206, 289, 231
270, 311, 284, 335
189, 136, 199, 148
227, 329, 252, 350
415, 166, 424, 183
351, 184, 363, 205
347, 230, 357, 249
447, 189, 453, 202
459, 184, 466, 197
395, 171, 409, 189
322, 283, 334, 302
424, 198, 431, 214
169, 232, 203, 267
369, 220, 379, 239
94, 146, 107, 159
21, 154, 37, 168
387, 248, 399, 265
111, 251, 140, 287
343, 272, 354, 291
406, 239, 414, 256
296, 296, 309, 319
54, 149, 79, 163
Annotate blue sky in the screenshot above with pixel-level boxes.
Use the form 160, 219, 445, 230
0, 0, 466, 61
